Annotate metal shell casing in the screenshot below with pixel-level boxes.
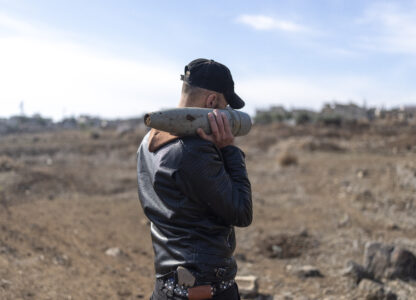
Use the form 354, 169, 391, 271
144, 107, 252, 137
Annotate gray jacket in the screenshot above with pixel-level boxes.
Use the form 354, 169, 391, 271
137, 130, 252, 283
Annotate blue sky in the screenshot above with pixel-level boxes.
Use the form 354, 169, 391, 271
1, 0, 416, 120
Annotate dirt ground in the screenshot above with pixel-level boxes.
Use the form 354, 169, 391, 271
1, 122, 416, 299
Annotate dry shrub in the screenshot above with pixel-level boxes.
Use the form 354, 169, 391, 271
0, 155, 19, 172
278, 152, 298, 167
261, 231, 317, 259
302, 139, 345, 152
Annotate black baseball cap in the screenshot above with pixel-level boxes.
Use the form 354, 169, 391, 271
180, 58, 245, 109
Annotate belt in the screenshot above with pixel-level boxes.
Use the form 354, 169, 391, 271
162, 277, 235, 299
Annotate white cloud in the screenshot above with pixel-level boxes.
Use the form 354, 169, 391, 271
0, 12, 37, 34
357, 3, 416, 55
0, 13, 181, 120
236, 14, 309, 33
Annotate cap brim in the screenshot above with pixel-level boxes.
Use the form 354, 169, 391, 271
229, 93, 245, 109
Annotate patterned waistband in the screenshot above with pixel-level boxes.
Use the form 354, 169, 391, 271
162, 277, 236, 298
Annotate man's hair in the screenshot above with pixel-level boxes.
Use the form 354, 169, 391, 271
181, 82, 227, 105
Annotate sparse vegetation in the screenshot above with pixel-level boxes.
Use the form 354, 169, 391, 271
1, 122, 416, 299
278, 152, 298, 166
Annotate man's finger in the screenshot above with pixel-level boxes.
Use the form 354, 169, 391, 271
208, 113, 219, 140
197, 128, 213, 142
214, 110, 225, 137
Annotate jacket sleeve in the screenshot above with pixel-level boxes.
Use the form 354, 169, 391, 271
176, 140, 252, 227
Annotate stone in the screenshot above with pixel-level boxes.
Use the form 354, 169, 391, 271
235, 275, 258, 298
294, 265, 323, 278
342, 260, 373, 284
364, 242, 416, 281
0, 156, 16, 172
388, 247, 416, 280
0, 278, 12, 289
53, 254, 71, 267
273, 292, 294, 300
105, 247, 121, 257
364, 242, 394, 280
271, 245, 283, 257
355, 190, 374, 202
338, 214, 350, 228
117, 289, 132, 297
357, 169, 369, 178
357, 279, 397, 300
387, 280, 416, 299
386, 222, 400, 231
90, 131, 100, 139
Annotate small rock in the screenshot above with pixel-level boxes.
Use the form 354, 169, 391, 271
357, 169, 369, 178
355, 190, 374, 202
273, 292, 294, 300
235, 275, 258, 298
234, 253, 247, 262
388, 247, 416, 280
117, 289, 132, 297
364, 242, 394, 280
105, 247, 122, 257
338, 214, 350, 228
53, 254, 71, 266
0, 279, 12, 289
24, 291, 35, 298
0, 156, 16, 172
342, 260, 373, 284
255, 294, 274, 300
386, 222, 400, 231
387, 279, 416, 299
298, 227, 308, 237
357, 279, 397, 300
90, 131, 100, 139
271, 245, 283, 257
364, 242, 416, 280
294, 265, 323, 278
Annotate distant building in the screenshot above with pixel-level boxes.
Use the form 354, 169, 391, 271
0, 119, 7, 134
291, 109, 317, 125
254, 106, 290, 124
400, 105, 416, 120
321, 103, 368, 121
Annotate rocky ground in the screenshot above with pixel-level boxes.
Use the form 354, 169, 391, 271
1, 122, 416, 300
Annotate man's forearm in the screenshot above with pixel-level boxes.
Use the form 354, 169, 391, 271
220, 145, 252, 227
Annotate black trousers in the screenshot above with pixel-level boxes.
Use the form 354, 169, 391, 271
150, 279, 241, 300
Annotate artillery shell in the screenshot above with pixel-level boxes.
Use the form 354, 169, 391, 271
144, 107, 252, 137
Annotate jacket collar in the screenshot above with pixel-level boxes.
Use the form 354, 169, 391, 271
148, 129, 179, 152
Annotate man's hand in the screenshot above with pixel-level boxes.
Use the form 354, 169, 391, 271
197, 109, 235, 148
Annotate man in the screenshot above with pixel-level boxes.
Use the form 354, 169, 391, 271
137, 58, 252, 300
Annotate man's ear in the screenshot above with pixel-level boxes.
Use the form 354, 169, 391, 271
205, 94, 218, 108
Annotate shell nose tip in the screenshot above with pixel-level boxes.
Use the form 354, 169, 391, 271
144, 114, 151, 126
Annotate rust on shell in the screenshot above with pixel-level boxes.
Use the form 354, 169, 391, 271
186, 114, 196, 121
